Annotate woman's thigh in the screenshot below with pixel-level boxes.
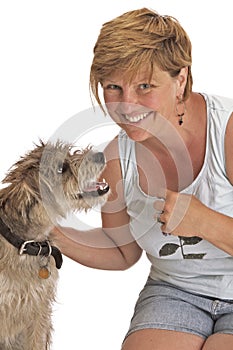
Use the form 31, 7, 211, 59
122, 329, 205, 350
202, 334, 233, 349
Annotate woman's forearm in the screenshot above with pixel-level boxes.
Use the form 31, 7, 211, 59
51, 226, 141, 271
155, 191, 233, 256
200, 208, 233, 256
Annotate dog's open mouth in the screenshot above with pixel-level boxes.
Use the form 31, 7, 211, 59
78, 179, 109, 199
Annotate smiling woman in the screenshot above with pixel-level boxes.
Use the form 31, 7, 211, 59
52, 6, 233, 350
1, 1, 233, 350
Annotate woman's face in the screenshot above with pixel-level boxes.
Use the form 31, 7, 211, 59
102, 65, 187, 142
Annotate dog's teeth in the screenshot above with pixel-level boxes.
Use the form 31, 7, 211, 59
99, 179, 107, 190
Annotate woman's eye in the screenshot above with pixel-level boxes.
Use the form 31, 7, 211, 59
106, 84, 121, 90
139, 83, 151, 90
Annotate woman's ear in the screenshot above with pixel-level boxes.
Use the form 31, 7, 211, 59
176, 67, 188, 96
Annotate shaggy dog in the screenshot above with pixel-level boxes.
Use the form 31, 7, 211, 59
0, 141, 109, 350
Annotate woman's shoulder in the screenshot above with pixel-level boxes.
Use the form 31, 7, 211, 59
201, 92, 233, 112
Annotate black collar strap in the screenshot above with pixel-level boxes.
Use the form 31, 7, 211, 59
0, 217, 63, 269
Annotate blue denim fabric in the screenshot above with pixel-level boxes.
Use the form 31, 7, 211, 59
124, 278, 233, 340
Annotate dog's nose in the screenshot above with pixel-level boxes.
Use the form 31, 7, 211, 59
92, 152, 105, 164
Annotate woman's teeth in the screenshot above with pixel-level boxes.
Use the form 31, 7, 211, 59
124, 112, 150, 123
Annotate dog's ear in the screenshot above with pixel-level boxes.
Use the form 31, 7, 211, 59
2, 143, 45, 185
0, 180, 40, 222
0, 143, 45, 220
1, 175, 66, 224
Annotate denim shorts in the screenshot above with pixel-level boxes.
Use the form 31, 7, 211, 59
124, 277, 233, 340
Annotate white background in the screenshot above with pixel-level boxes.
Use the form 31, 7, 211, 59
0, 1, 232, 349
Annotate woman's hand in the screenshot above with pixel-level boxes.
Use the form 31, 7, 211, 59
154, 189, 209, 238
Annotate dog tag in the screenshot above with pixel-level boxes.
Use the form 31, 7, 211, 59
38, 266, 50, 279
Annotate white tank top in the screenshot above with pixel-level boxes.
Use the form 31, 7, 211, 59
118, 93, 233, 299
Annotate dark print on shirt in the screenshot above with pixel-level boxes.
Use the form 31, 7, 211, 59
159, 236, 206, 259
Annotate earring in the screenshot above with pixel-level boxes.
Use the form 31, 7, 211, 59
176, 96, 186, 126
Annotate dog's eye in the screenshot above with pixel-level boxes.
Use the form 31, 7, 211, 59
57, 162, 69, 174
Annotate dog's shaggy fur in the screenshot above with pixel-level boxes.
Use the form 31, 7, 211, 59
0, 141, 109, 350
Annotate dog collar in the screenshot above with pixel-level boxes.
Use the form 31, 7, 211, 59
0, 217, 63, 269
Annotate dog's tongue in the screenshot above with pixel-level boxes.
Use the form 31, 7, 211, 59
84, 180, 109, 193
96, 181, 109, 191
79, 178, 109, 197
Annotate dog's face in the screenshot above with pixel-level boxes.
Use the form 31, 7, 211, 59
40, 142, 110, 215
1, 141, 109, 225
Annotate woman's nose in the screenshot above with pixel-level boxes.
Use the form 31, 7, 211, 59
118, 89, 139, 114
118, 101, 139, 116
121, 88, 138, 104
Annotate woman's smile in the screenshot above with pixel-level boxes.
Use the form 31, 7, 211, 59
123, 111, 152, 123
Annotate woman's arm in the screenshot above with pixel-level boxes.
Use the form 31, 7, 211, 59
51, 138, 142, 270
155, 191, 233, 256
51, 224, 142, 271
225, 112, 233, 185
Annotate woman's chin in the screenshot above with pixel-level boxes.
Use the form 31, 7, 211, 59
124, 128, 152, 142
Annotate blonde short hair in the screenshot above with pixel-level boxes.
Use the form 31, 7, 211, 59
90, 8, 193, 107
